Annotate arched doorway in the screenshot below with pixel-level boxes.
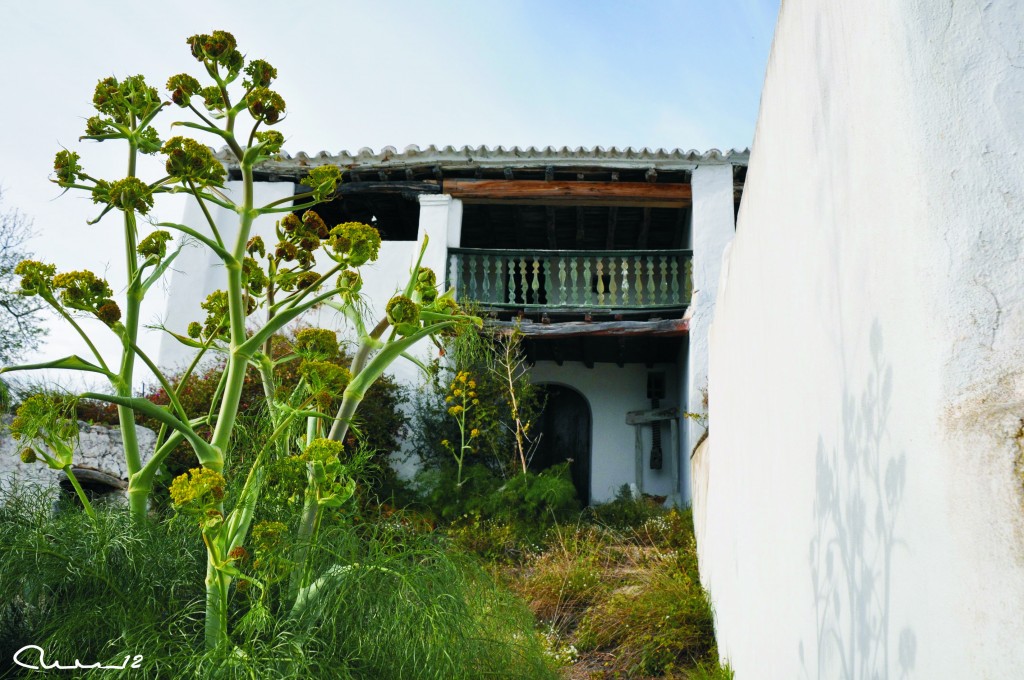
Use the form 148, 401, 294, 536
532, 384, 592, 505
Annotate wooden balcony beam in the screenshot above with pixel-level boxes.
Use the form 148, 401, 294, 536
486, 318, 688, 339
444, 179, 692, 207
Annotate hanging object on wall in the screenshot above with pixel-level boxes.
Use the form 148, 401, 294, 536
647, 372, 665, 470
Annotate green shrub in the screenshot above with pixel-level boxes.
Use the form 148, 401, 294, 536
414, 463, 579, 532
586, 484, 669, 530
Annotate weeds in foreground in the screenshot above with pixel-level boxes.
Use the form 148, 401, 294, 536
0, 486, 556, 679
488, 499, 727, 678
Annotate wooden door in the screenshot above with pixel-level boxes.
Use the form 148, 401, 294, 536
533, 385, 592, 505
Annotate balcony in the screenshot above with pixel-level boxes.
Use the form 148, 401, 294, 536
447, 248, 693, 314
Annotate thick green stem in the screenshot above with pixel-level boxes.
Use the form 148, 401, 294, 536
120, 147, 145, 520
208, 161, 254, 462
204, 557, 230, 650
289, 492, 320, 603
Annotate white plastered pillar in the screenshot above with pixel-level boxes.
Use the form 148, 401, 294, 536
683, 163, 736, 503
416, 194, 462, 292
159, 180, 297, 370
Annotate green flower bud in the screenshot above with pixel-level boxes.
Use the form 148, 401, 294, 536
299, 361, 351, 409
10, 394, 79, 451
244, 59, 277, 89
52, 270, 114, 312
200, 290, 229, 338
200, 85, 225, 111
14, 260, 56, 294
162, 136, 225, 187
221, 49, 243, 77
93, 77, 119, 113
137, 230, 173, 259
242, 257, 268, 295
136, 126, 163, 155
280, 213, 301, 233
275, 241, 298, 261
338, 270, 362, 293
294, 328, 338, 360
93, 75, 160, 124
246, 236, 266, 257
252, 520, 287, 552
302, 210, 329, 239
416, 267, 437, 290
329, 222, 381, 266
84, 116, 112, 137
386, 295, 420, 326
19, 448, 37, 464
53, 150, 83, 186
166, 73, 202, 107
186, 30, 237, 62
187, 321, 203, 339
299, 166, 342, 202
433, 296, 460, 315
107, 177, 154, 214
95, 299, 121, 326
253, 130, 284, 155
246, 87, 285, 125
295, 271, 321, 290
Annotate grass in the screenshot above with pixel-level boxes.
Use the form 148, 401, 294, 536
488, 502, 731, 679
0, 484, 557, 679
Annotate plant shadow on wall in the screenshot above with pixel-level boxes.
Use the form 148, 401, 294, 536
802, 321, 916, 680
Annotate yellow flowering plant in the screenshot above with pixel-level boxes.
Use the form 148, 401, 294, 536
442, 370, 482, 487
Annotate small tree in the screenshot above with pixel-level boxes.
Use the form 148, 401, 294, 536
0, 191, 46, 365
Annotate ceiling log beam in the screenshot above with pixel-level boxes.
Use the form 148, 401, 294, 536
486, 318, 688, 339
443, 179, 692, 207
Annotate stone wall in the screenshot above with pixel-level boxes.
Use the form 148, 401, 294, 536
0, 416, 156, 493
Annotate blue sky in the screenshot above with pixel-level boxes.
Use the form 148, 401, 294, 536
0, 0, 779, 381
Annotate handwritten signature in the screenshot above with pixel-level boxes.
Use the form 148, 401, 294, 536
13, 645, 143, 671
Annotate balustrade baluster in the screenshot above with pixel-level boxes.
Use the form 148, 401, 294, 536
482, 254, 491, 302
684, 257, 693, 302
531, 260, 541, 305
507, 257, 517, 305
646, 257, 656, 305
595, 257, 605, 305
518, 258, 528, 305
582, 256, 591, 306
659, 256, 669, 305
468, 254, 479, 300
630, 255, 638, 305
614, 256, 622, 307
571, 257, 580, 306
670, 257, 680, 303
558, 258, 567, 307
542, 259, 552, 305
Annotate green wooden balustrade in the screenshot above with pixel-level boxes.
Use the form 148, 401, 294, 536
447, 248, 693, 311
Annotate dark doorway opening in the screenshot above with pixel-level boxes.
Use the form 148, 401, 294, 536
532, 384, 592, 505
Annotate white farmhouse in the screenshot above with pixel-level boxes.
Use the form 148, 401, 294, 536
159, 145, 745, 505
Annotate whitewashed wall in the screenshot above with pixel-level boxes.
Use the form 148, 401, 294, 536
700, 1, 1024, 678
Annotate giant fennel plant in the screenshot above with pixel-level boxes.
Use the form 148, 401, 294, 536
2, 30, 477, 651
